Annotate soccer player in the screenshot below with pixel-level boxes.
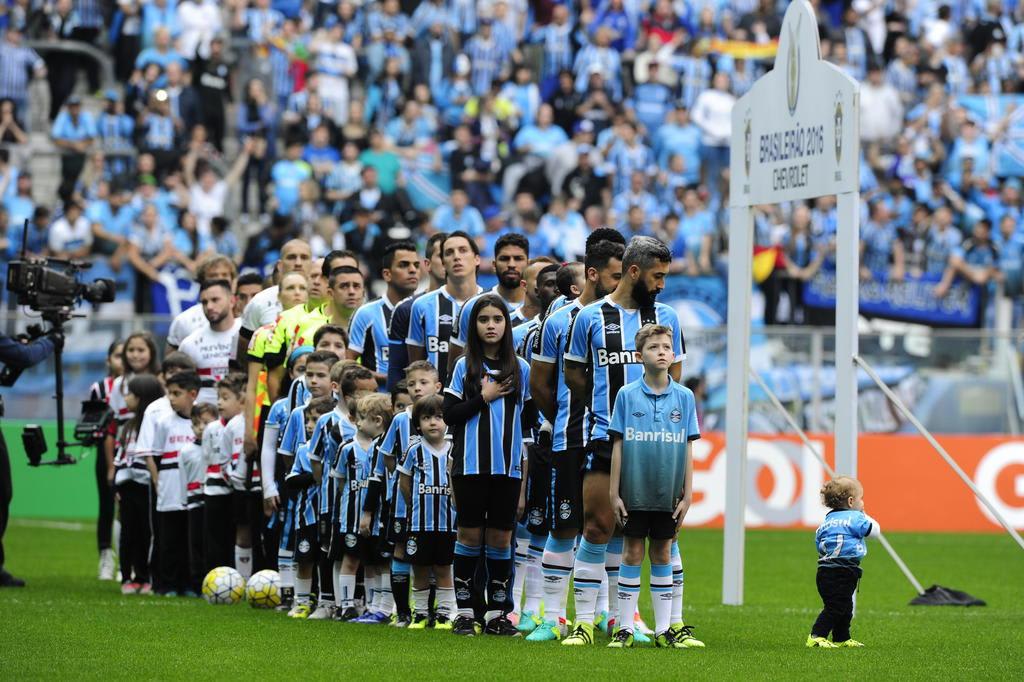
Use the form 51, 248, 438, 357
607, 324, 703, 649
808, 477, 878, 649
233, 272, 265, 319
140, 371, 202, 596
561, 236, 686, 646
367, 360, 442, 627
399, 394, 457, 629
406, 231, 483, 387
332, 393, 392, 621
512, 261, 560, 357
387, 232, 447, 392
528, 238, 624, 642
283, 396, 336, 618
178, 280, 241, 406
443, 294, 536, 637
183, 402, 218, 595
166, 255, 238, 353
348, 241, 420, 386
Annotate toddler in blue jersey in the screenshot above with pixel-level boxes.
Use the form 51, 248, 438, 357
608, 324, 704, 649
808, 476, 879, 649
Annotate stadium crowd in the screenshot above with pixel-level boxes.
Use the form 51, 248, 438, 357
0, 0, 1021, 326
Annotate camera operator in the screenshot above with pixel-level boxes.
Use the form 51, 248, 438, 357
0, 328, 59, 587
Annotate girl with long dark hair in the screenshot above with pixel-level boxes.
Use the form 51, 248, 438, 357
443, 294, 536, 637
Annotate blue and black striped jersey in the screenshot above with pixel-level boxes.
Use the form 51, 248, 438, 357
331, 437, 376, 535
398, 440, 455, 533
348, 297, 395, 376
406, 287, 481, 386
287, 442, 319, 529
371, 408, 417, 520
565, 297, 685, 444
533, 300, 588, 451
314, 408, 357, 514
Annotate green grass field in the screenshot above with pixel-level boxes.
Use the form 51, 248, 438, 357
2, 522, 1022, 680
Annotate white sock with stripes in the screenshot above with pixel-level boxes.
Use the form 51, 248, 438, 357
234, 546, 252, 580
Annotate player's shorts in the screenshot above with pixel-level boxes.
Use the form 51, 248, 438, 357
451, 474, 521, 531
622, 510, 678, 541
403, 531, 456, 567
550, 447, 586, 531
524, 443, 552, 534
385, 506, 408, 546
232, 489, 261, 525
294, 525, 319, 562
585, 439, 612, 474
277, 496, 297, 555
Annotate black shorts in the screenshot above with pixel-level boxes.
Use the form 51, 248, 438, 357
451, 474, 521, 531
386, 511, 408, 549
622, 510, 678, 541
585, 440, 612, 474
232, 489, 260, 526
403, 531, 456, 567
550, 447, 586, 531
331, 530, 388, 565
294, 525, 319, 562
524, 444, 552, 534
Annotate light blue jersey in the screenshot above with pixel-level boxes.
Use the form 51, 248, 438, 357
348, 297, 395, 377
332, 438, 375, 535
609, 377, 699, 512
287, 443, 319, 529
373, 408, 416, 520
398, 440, 455, 533
816, 509, 876, 568
534, 299, 588, 452
406, 287, 481, 386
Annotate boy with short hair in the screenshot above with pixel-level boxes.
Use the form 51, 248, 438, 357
390, 380, 412, 414
183, 403, 218, 594
202, 378, 234, 572
368, 360, 442, 626
284, 396, 337, 618
807, 477, 878, 649
607, 325, 704, 649
398, 394, 457, 629
142, 371, 202, 596
333, 393, 393, 621
219, 373, 256, 579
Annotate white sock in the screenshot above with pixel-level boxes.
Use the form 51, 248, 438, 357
413, 588, 430, 616
512, 533, 529, 615
671, 542, 684, 625
234, 546, 252, 580
541, 535, 575, 622
339, 573, 357, 608
333, 561, 343, 607
524, 534, 544, 615
617, 563, 641, 634
571, 540, 606, 625
365, 566, 380, 611
597, 573, 608, 620
437, 586, 456, 618
279, 559, 295, 590
650, 563, 673, 635
377, 569, 394, 614
605, 536, 622, 617
295, 576, 312, 605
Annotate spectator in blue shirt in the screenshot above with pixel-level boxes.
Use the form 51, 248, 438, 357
591, 0, 637, 55
51, 96, 97, 198
270, 139, 313, 217
430, 188, 485, 237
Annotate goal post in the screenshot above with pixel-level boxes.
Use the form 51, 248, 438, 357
723, 0, 861, 606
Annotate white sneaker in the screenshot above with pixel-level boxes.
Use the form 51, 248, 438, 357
308, 604, 335, 620
99, 548, 116, 581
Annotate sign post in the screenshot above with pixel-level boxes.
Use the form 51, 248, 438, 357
724, 0, 860, 605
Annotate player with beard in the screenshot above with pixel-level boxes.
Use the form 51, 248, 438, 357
526, 239, 625, 642
560, 236, 686, 647
177, 280, 242, 406
347, 242, 421, 386
166, 255, 238, 353
447, 234, 530, 375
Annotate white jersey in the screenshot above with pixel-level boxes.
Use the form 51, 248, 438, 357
113, 430, 151, 486
167, 303, 208, 348
135, 397, 172, 461
146, 408, 195, 512
180, 441, 205, 510
108, 375, 134, 424
202, 419, 231, 497
224, 413, 256, 491
241, 286, 281, 336
178, 319, 241, 405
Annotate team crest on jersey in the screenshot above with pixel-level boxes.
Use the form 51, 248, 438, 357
406, 537, 418, 555
604, 323, 621, 333
298, 540, 310, 553
670, 409, 682, 423
559, 501, 572, 520
345, 533, 358, 548
528, 507, 544, 527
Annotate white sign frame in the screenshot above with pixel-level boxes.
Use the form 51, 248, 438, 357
723, 0, 861, 606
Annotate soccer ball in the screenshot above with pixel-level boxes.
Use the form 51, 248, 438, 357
201, 566, 245, 605
246, 569, 281, 609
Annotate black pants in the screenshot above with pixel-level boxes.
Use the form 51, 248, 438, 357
203, 494, 235, 571
188, 506, 205, 591
116, 481, 152, 585
811, 565, 862, 642
95, 447, 114, 552
0, 429, 11, 571
59, 153, 86, 199
156, 510, 189, 593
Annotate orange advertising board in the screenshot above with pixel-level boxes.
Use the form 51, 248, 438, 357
688, 433, 1024, 532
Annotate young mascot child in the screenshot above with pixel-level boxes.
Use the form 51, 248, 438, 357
398, 394, 457, 629
183, 403, 218, 593
220, 373, 257, 579
807, 477, 879, 649
607, 325, 704, 649
333, 393, 393, 621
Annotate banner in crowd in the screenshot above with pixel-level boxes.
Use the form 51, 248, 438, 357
802, 270, 983, 327
958, 95, 1024, 178
688, 433, 1024, 532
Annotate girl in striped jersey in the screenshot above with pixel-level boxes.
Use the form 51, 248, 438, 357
332, 393, 392, 621
90, 340, 123, 582
443, 294, 537, 637
398, 394, 456, 629
112, 374, 164, 595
